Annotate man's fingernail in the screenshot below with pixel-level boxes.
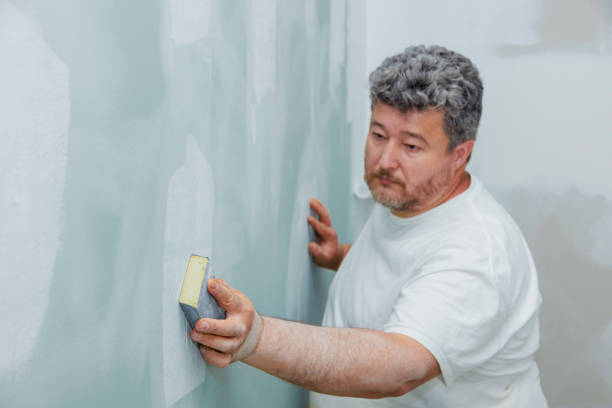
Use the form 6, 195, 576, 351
210, 281, 218, 290
198, 321, 209, 331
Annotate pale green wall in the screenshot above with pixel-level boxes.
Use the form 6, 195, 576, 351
0, 1, 354, 406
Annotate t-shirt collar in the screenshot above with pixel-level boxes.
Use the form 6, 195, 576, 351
382, 173, 480, 227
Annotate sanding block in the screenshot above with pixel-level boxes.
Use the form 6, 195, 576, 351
179, 255, 226, 329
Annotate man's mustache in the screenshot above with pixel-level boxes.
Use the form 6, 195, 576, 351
371, 168, 406, 188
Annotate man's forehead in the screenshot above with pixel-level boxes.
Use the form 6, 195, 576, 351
370, 104, 447, 141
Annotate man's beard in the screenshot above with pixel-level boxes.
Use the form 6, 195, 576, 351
364, 164, 454, 213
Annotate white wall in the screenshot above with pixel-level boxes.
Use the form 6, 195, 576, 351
362, 0, 612, 406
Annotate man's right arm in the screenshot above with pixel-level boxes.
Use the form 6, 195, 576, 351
307, 198, 351, 271
191, 280, 440, 398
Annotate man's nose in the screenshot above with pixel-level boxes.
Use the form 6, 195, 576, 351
379, 141, 400, 170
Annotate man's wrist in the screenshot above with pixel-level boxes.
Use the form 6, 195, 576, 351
335, 243, 349, 270
235, 312, 264, 361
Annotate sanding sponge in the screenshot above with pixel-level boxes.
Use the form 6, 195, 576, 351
179, 255, 226, 329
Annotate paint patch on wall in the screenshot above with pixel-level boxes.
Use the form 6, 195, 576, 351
0, 2, 69, 381
584, 205, 612, 268
598, 320, 612, 397
285, 133, 329, 323
249, 0, 276, 103
328, 0, 346, 95
500, 189, 612, 406
303, 0, 316, 38
168, 0, 210, 44
162, 135, 215, 407
285, 180, 319, 322
475, 54, 612, 202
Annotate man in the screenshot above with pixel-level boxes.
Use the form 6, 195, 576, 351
190, 45, 548, 407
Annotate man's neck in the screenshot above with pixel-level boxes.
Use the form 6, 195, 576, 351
444, 170, 472, 203
391, 170, 471, 218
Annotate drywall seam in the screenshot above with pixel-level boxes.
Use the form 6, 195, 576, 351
161, 135, 215, 407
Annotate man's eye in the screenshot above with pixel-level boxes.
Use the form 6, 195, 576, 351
373, 133, 385, 139
405, 144, 419, 151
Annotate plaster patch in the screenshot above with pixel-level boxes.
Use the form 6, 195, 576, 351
285, 180, 318, 321
585, 205, 612, 268
600, 320, 612, 396
473, 54, 612, 201
168, 0, 210, 44
364, 0, 540, 73
303, 0, 316, 38
345, 0, 370, 238
162, 135, 215, 407
249, 0, 276, 103
285, 134, 328, 322
328, 0, 346, 95
0, 2, 69, 381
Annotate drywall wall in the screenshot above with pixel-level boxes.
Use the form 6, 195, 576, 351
0, 1, 69, 384
363, 0, 612, 406
4, 0, 604, 406
0, 1, 355, 407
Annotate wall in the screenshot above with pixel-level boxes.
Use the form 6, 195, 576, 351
3, 0, 609, 406
0, 1, 359, 407
363, 0, 612, 406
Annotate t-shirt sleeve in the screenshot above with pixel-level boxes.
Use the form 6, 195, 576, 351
383, 258, 510, 386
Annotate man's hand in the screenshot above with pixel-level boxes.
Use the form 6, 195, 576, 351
307, 198, 350, 271
190, 278, 263, 367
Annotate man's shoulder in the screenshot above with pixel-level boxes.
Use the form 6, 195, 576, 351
444, 177, 523, 241
416, 181, 535, 293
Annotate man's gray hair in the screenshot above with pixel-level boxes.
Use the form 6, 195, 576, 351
369, 45, 483, 151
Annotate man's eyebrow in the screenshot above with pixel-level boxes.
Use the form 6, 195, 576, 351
370, 120, 386, 130
402, 131, 430, 147
371, 120, 430, 147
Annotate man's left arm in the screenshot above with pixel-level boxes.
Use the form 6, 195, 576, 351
190, 279, 441, 399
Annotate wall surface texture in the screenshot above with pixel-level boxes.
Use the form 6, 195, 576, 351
363, 0, 612, 406
0, 1, 359, 407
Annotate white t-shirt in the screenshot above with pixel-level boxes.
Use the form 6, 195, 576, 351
310, 175, 548, 408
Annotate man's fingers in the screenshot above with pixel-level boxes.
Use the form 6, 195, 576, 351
307, 215, 336, 241
307, 215, 323, 237
208, 278, 244, 313
192, 331, 241, 354
194, 280, 259, 366
308, 242, 323, 257
309, 198, 332, 226
200, 346, 232, 368
308, 242, 336, 264
194, 318, 245, 337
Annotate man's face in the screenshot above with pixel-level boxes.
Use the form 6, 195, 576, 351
364, 103, 462, 217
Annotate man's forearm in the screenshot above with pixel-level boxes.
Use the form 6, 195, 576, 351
242, 316, 437, 398
191, 279, 440, 397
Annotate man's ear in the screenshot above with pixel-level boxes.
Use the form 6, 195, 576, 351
451, 139, 475, 169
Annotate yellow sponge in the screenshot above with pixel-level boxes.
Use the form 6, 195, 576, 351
179, 255, 226, 329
